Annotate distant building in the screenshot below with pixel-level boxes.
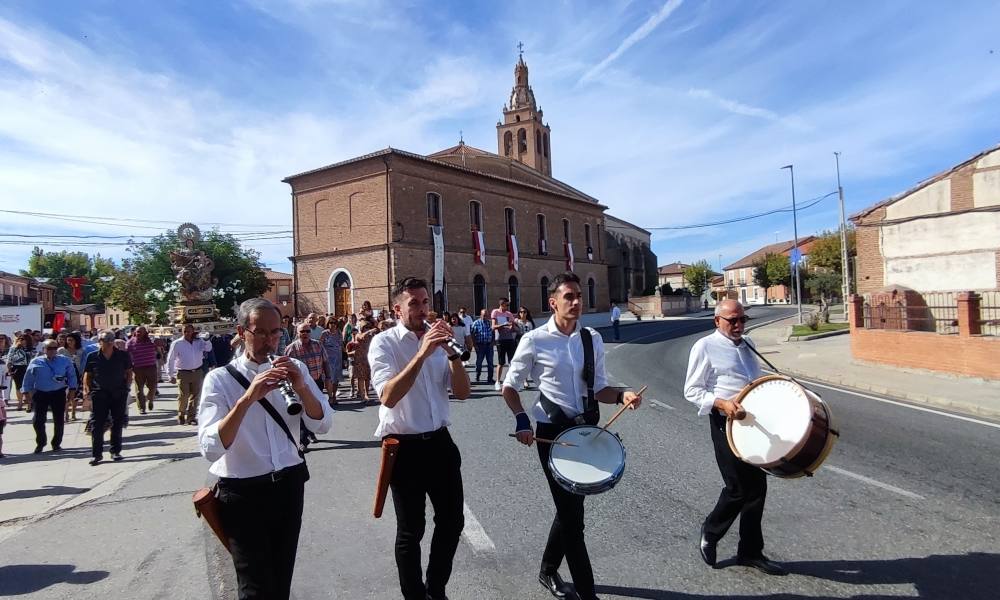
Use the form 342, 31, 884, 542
851, 143, 1000, 294
723, 237, 817, 305
605, 215, 656, 304
658, 262, 690, 291
95, 306, 131, 329
262, 269, 294, 318
0, 271, 56, 314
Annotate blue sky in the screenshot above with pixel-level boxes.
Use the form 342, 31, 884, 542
1, 0, 999, 277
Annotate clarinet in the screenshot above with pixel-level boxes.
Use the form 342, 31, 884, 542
423, 321, 471, 361
267, 353, 303, 415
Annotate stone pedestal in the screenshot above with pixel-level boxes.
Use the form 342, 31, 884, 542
172, 303, 220, 324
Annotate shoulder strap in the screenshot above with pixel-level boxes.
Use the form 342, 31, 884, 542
224, 363, 304, 460
580, 327, 596, 413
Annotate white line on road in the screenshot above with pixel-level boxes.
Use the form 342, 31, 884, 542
462, 502, 496, 554
648, 399, 674, 410
766, 373, 1000, 431
824, 465, 925, 500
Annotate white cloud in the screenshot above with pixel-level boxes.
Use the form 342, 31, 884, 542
578, 0, 685, 84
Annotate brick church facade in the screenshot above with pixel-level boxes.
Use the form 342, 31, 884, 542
286, 55, 638, 318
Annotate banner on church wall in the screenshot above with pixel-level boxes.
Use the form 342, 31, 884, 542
473, 230, 486, 265
586, 245, 594, 260
432, 226, 445, 293
538, 238, 547, 255
564, 242, 574, 272
507, 234, 519, 271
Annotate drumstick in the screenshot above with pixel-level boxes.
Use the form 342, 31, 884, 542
507, 433, 578, 447
598, 385, 648, 434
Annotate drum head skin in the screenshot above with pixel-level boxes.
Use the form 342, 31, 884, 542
550, 426, 626, 486
730, 378, 811, 466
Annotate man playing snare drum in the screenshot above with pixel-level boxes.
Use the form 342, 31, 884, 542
684, 299, 787, 576
503, 272, 642, 600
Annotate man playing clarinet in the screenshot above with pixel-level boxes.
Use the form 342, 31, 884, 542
502, 272, 642, 600
368, 277, 472, 600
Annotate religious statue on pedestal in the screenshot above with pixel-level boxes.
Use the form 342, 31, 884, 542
169, 223, 218, 303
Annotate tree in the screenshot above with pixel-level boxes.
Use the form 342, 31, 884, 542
752, 253, 791, 303
127, 229, 269, 318
660, 282, 673, 296
104, 259, 150, 321
804, 271, 841, 306
683, 260, 713, 299
752, 255, 774, 303
22, 247, 119, 305
808, 228, 856, 274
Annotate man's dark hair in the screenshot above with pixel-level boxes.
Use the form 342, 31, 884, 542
392, 277, 428, 301
548, 272, 581, 296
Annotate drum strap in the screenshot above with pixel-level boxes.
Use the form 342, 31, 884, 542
744, 339, 814, 395
537, 327, 598, 427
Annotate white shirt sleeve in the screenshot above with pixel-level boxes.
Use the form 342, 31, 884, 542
197, 370, 231, 464
684, 339, 716, 416
297, 359, 333, 434
166, 340, 179, 378
502, 334, 534, 391
369, 335, 394, 399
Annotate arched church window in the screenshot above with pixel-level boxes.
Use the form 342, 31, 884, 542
540, 276, 550, 313
503, 131, 512, 156
518, 128, 527, 153
426, 192, 441, 226
543, 133, 550, 157
535, 130, 542, 154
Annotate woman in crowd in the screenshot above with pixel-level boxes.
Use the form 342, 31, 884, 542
515, 307, 537, 388
0, 334, 11, 406
449, 313, 471, 358
58, 332, 86, 421
5, 334, 33, 411
320, 317, 343, 402
350, 322, 376, 404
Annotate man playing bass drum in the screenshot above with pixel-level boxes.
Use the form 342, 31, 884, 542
502, 272, 642, 600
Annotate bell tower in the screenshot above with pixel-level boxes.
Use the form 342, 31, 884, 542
496, 45, 552, 176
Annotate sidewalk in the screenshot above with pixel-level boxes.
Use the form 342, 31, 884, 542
577, 308, 714, 329
749, 317, 1000, 419
0, 383, 200, 531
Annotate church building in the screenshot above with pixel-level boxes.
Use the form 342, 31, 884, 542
285, 54, 649, 318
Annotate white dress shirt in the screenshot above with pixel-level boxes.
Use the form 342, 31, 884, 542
369, 321, 452, 437
611, 306, 621, 322
166, 337, 211, 377
684, 330, 762, 416
460, 314, 474, 330
197, 355, 333, 478
502, 317, 609, 423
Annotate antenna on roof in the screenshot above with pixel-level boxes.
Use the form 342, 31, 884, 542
459, 130, 463, 144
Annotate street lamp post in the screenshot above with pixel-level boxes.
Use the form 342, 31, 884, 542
834, 152, 850, 321
781, 164, 803, 324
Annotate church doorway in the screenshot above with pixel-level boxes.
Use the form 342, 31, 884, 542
328, 269, 354, 317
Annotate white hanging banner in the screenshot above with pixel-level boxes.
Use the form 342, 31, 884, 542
432, 225, 445, 293
507, 234, 519, 271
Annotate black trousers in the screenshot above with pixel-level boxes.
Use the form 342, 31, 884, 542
218, 464, 307, 600
703, 411, 767, 557
536, 421, 596, 600
32, 389, 66, 449
91, 390, 127, 458
388, 428, 464, 600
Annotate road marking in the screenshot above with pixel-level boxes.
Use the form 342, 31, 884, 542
648, 398, 674, 410
462, 502, 496, 554
766, 372, 1000, 431
824, 465, 925, 500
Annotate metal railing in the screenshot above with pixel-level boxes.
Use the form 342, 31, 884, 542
862, 291, 959, 334
979, 291, 1000, 337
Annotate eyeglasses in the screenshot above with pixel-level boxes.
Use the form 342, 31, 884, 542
298, 330, 311, 335
718, 315, 749, 325
246, 328, 284, 339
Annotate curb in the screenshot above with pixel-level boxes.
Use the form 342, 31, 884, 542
787, 328, 850, 342
775, 367, 1000, 421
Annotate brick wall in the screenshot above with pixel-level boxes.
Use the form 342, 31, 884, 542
850, 328, 1000, 379
949, 166, 975, 211
295, 248, 390, 316
854, 207, 886, 294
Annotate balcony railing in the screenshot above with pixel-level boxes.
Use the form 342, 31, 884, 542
0, 293, 38, 306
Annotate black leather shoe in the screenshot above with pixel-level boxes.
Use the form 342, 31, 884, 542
737, 555, 788, 576
538, 571, 574, 599
425, 593, 449, 600
34, 445, 44, 454
699, 524, 717, 567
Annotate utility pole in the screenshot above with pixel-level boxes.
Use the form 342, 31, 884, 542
834, 152, 850, 321
781, 164, 803, 324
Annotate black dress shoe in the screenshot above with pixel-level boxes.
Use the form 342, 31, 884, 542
699, 524, 717, 567
34, 445, 44, 454
737, 555, 788, 576
538, 571, 574, 599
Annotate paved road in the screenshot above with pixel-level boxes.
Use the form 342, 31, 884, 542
4, 307, 998, 599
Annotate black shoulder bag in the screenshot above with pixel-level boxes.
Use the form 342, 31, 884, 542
538, 327, 600, 427
224, 364, 305, 460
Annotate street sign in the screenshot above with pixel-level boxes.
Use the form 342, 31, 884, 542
789, 248, 802, 266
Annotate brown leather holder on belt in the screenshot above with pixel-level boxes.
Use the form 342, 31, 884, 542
372, 437, 400, 518
193, 485, 230, 552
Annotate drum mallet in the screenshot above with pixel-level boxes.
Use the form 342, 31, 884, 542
597, 385, 647, 436
507, 433, 578, 447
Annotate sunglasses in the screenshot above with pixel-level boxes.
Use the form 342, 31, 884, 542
718, 315, 749, 325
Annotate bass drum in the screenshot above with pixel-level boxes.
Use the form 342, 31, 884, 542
726, 375, 838, 478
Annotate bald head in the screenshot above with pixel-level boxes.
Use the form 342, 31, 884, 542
714, 299, 746, 342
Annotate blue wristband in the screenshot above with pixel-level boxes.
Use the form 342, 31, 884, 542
514, 412, 531, 432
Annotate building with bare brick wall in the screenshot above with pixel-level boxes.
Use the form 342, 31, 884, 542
285, 55, 653, 318
851, 143, 1000, 294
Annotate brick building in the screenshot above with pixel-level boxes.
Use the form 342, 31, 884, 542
262, 269, 294, 318
605, 215, 656, 303
851, 143, 1000, 294
0, 271, 56, 314
722, 237, 817, 305
286, 55, 629, 318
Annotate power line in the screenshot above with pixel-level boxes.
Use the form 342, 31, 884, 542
0, 208, 291, 229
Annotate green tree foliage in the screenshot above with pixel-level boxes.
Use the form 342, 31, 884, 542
804, 271, 842, 305
808, 228, 856, 274
752, 255, 774, 303
127, 229, 268, 318
753, 253, 792, 304
104, 259, 150, 320
683, 260, 713, 299
22, 247, 118, 305
659, 282, 673, 295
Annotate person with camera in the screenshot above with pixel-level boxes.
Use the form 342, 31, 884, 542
82, 330, 133, 465
368, 277, 471, 600
197, 298, 332, 600
21, 339, 78, 454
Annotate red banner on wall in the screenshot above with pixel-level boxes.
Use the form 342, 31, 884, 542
64, 276, 88, 303
472, 230, 486, 265
564, 242, 574, 272
507, 234, 519, 271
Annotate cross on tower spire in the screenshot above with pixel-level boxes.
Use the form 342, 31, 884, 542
517, 41, 524, 57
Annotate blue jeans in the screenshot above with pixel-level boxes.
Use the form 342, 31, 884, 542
474, 343, 494, 381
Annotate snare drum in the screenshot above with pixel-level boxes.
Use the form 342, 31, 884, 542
548, 425, 627, 495
726, 375, 838, 478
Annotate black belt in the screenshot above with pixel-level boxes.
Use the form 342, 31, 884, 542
177, 368, 202, 373
386, 427, 448, 442
218, 462, 307, 487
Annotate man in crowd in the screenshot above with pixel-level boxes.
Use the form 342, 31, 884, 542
198, 298, 333, 599
167, 324, 212, 425
22, 339, 77, 453
306, 313, 324, 341
284, 323, 333, 449
610, 302, 622, 342
491, 297, 518, 391
457, 307, 474, 366
469, 308, 495, 384
126, 325, 158, 414
84, 330, 133, 465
